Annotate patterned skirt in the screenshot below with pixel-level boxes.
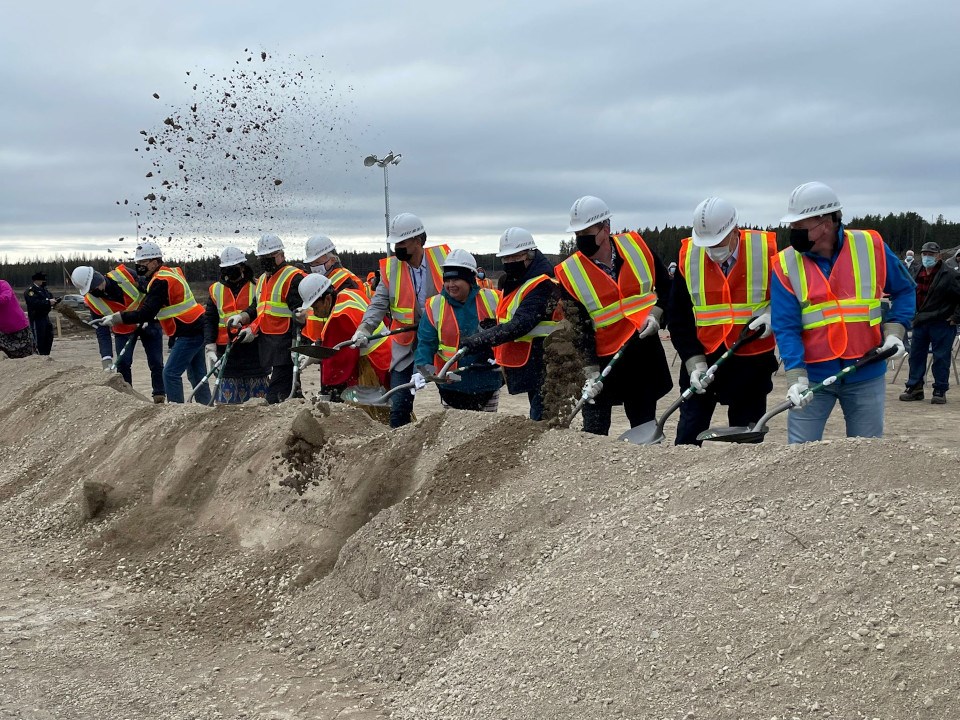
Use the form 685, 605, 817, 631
0, 327, 36, 359
214, 375, 270, 404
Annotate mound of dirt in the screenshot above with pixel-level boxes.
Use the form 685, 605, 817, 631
1, 356, 959, 719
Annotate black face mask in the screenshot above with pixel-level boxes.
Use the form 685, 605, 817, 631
503, 260, 527, 278
789, 228, 815, 254
575, 234, 601, 257
220, 267, 242, 285
259, 256, 278, 274
135, 264, 150, 276
394, 246, 411, 262
89, 288, 106, 298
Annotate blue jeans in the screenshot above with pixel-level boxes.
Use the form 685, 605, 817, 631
528, 389, 544, 421
164, 334, 210, 404
389, 364, 415, 428
787, 374, 885, 444
906, 321, 956, 394
114, 324, 165, 397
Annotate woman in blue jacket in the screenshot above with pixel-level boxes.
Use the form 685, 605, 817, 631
412, 249, 503, 411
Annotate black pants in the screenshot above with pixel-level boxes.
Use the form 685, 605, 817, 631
266, 364, 294, 404
30, 319, 53, 356
439, 388, 495, 412
675, 350, 777, 446
582, 396, 657, 436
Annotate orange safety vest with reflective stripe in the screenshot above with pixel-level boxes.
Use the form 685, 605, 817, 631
84, 264, 143, 335
148, 266, 205, 336
772, 229, 886, 362
425, 288, 499, 370
327, 266, 368, 299
493, 276, 562, 368
317, 289, 392, 373
254, 264, 306, 335
554, 232, 658, 357
378, 245, 450, 346
209, 281, 256, 345
679, 229, 777, 356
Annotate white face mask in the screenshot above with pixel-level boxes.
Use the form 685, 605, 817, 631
310, 263, 328, 276
706, 243, 733, 264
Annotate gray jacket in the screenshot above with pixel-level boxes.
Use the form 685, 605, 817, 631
359, 263, 430, 372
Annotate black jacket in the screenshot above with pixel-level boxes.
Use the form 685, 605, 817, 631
461, 250, 559, 394
910, 262, 960, 327
560, 247, 673, 404
24, 283, 54, 322
204, 273, 269, 379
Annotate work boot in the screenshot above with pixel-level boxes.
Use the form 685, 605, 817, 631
153, 394, 166, 404
931, 389, 946, 405
899, 385, 924, 401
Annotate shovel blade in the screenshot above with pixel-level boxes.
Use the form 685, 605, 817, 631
341, 385, 391, 407
697, 425, 768, 444
618, 421, 664, 445
291, 344, 337, 359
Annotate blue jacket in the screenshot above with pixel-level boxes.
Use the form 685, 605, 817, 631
771, 225, 916, 383
414, 284, 503, 395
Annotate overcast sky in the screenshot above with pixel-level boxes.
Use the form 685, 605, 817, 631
3, 1, 959, 262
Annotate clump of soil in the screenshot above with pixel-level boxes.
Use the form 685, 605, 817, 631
541, 320, 585, 428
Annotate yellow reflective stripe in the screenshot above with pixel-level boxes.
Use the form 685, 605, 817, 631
563, 255, 605, 314
256, 266, 299, 318
620, 293, 656, 317
741, 230, 770, 306
424, 246, 450, 294
85, 295, 113, 315
106, 268, 143, 308
844, 229, 880, 301
154, 269, 198, 320
426, 295, 457, 364
683, 240, 708, 307
612, 233, 654, 295
516, 320, 559, 342
477, 288, 499, 318
361, 321, 390, 357
386, 257, 415, 324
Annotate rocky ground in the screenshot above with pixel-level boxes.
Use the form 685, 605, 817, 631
0, 337, 958, 719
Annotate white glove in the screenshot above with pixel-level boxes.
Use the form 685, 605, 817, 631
637, 314, 660, 339
748, 312, 773, 339
689, 361, 711, 394
237, 328, 256, 344
351, 329, 370, 349
581, 366, 603, 403
101, 356, 113, 371
786, 375, 813, 408
298, 354, 319, 371
409, 371, 427, 395
226, 313, 249, 329
294, 307, 310, 324
204, 344, 218, 374
100, 313, 123, 328
879, 333, 906, 360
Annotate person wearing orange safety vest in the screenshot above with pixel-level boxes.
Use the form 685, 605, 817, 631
555, 196, 673, 435
202, 246, 270, 404
70, 263, 166, 402
771, 182, 916, 444
303, 234, 367, 297
226, 234, 307, 404
352, 213, 450, 427
669, 198, 779, 445
475, 267, 495, 290
412, 249, 503, 412
99, 241, 211, 404
295, 274, 392, 401
457, 228, 561, 420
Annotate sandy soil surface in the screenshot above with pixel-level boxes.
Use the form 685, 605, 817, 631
1, 335, 958, 720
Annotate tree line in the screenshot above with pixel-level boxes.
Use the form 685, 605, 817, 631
3, 211, 958, 289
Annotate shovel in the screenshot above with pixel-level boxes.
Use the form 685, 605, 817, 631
696, 344, 899, 444
341, 348, 467, 407
209, 329, 240, 406
290, 326, 417, 360
106, 323, 149, 373
565, 346, 627, 427
287, 331, 304, 401
619, 324, 766, 445
55, 302, 98, 331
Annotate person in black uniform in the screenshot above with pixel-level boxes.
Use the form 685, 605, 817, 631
24, 271, 59, 355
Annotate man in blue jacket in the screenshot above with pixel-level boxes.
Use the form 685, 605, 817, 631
771, 182, 915, 443
412, 249, 503, 411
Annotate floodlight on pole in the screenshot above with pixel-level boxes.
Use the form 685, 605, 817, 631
363, 151, 403, 255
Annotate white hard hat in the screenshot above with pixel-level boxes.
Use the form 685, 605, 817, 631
304, 234, 336, 263
442, 248, 478, 273
256, 233, 284, 256
71, 266, 96, 295
298, 273, 333, 309
692, 197, 739, 248
219, 246, 246, 268
497, 227, 538, 257
387, 213, 425, 244
780, 182, 842, 224
134, 241, 163, 262
566, 196, 611, 233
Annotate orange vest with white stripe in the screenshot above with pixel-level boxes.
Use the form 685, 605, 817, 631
378, 245, 450, 346
318, 289, 392, 373
554, 232, 658, 357
493, 276, 562, 368
772, 229, 886, 363
147, 266, 204, 336
679, 229, 777, 356
425, 288, 500, 370
254, 264, 306, 335
84, 264, 143, 335
209, 280, 257, 345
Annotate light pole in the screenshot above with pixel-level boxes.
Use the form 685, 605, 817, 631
364, 151, 402, 255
